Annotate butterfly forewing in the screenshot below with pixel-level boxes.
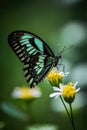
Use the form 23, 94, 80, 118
8, 31, 55, 60
8, 31, 56, 88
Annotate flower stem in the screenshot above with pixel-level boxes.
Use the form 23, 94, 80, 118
60, 96, 76, 130
60, 96, 71, 122
69, 103, 76, 130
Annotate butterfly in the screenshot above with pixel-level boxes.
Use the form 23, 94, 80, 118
8, 31, 61, 88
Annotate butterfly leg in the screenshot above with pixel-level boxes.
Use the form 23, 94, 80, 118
57, 63, 65, 72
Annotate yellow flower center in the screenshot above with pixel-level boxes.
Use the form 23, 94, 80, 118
62, 82, 76, 99
47, 71, 62, 80
47, 70, 62, 86
20, 87, 35, 99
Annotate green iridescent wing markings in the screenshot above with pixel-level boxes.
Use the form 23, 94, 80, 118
8, 31, 60, 88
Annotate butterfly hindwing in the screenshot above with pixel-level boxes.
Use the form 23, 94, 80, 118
8, 31, 56, 88
23, 54, 53, 88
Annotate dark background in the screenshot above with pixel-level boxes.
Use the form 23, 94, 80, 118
0, 0, 87, 130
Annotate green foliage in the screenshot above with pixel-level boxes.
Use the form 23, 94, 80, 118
1, 102, 29, 121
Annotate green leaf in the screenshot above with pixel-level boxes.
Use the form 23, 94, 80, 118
1, 102, 28, 121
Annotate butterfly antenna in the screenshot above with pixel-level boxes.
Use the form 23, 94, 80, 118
58, 44, 73, 55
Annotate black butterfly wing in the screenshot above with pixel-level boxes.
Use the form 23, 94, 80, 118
8, 31, 55, 88
8, 31, 55, 61
23, 54, 54, 88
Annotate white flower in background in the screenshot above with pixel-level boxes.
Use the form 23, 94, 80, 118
12, 86, 42, 99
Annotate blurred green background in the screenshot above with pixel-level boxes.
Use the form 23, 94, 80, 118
0, 0, 87, 130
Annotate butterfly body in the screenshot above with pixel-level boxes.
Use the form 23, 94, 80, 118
8, 31, 61, 88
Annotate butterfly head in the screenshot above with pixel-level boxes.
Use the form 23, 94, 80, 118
54, 45, 72, 67
54, 55, 61, 67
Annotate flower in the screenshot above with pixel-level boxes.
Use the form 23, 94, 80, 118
49, 81, 80, 103
12, 86, 42, 99
47, 67, 69, 86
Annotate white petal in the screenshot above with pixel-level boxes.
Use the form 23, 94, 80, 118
55, 95, 60, 99
31, 89, 42, 97
64, 72, 70, 76
11, 87, 22, 98
53, 87, 61, 92
59, 71, 69, 77
55, 93, 62, 99
49, 92, 61, 98
60, 72, 64, 76
59, 83, 64, 91
76, 87, 80, 92
74, 81, 78, 88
